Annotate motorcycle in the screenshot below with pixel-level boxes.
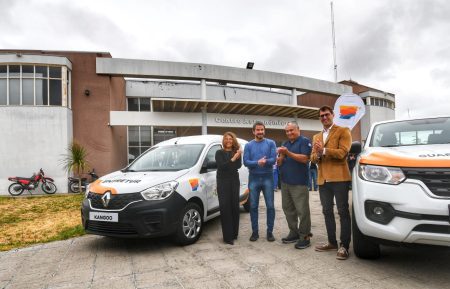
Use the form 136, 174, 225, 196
8, 168, 57, 196
68, 169, 99, 193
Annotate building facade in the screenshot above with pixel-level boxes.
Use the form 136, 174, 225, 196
0, 50, 394, 194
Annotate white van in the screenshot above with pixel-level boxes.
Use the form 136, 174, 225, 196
352, 116, 450, 258
81, 135, 249, 245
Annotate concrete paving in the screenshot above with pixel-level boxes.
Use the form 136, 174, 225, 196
1, 191, 449, 289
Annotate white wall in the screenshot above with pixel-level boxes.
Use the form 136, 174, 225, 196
98, 58, 352, 95
361, 105, 395, 143
126, 81, 292, 104
110, 111, 323, 131
0, 106, 72, 195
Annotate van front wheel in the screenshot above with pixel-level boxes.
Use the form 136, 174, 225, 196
175, 203, 203, 245
352, 207, 381, 259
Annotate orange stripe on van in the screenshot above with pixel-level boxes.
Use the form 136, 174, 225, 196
359, 152, 450, 168
89, 179, 118, 195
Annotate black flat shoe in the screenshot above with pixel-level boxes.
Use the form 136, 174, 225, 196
249, 232, 259, 242
225, 240, 234, 245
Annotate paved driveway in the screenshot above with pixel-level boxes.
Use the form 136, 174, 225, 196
1, 191, 449, 289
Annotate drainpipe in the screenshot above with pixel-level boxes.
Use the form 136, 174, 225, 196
201, 79, 207, 135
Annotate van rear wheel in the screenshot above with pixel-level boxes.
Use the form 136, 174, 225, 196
352, 207, 381, 259
175, 202, 203, 245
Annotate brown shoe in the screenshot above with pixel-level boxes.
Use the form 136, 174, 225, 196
315, 242, 338, 252
336, 246, 349, 260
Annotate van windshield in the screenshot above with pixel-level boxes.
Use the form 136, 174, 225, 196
370, 117, 450, 147
127, 144, 205, 172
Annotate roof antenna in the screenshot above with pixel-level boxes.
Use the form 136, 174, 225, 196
330, 1, 338, 83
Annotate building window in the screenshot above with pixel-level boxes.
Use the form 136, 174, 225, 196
127, 126, 178, 163
128, 126, 152, 163
368, 97, 394, 110
128, 98, 139, 111
127, 97, 151, 111
153, 128, 176, 144
0, 64, 69, 107
140, 98, 150, 111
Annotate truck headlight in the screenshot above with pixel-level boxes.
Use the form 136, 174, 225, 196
141, 181, 178, 200
359, 164, 405, 185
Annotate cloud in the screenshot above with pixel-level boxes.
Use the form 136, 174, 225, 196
430, 66, 450, 87
338, 3, 399, 81
0, 0, 138, 55
1, 0, 449, 119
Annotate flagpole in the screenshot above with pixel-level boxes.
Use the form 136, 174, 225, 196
330, 1, 338, 83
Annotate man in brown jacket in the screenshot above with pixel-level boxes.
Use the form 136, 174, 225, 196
311, 105, 352, 260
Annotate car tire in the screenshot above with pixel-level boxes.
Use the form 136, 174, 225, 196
175, 202, 203, 246
352, 206, 381, 259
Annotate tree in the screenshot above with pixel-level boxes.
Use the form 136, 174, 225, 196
61, 141, 89, 193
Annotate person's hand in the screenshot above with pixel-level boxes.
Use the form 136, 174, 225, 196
257, 156, 267, 167
314, 140, 324, 156
232, 149, 242, 161
277, 146, 288, 155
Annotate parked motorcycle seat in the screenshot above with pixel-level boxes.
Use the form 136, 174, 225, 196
16, 177, 36, 181
69, 177, 88, 182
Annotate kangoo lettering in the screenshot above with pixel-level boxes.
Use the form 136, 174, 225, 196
95, 215, 113, 221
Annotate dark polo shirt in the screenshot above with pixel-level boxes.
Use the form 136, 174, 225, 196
279, 136, 312, 186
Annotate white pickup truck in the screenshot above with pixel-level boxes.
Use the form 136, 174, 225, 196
352, 116, 450, 258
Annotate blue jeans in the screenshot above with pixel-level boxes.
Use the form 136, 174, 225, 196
309, 169, 318, 191
249, 174, 275, 233
273, 168, 278, 190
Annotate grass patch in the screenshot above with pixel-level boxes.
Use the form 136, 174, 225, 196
0, 194, 86, 251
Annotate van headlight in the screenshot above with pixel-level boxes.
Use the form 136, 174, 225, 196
141, 181, 178, 200
359, 164, 405, 185
85, 184, 90, 198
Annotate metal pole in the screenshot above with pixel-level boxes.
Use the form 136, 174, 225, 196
291, 88, 297, 105
331, 1, 338, 83
201, 106, 207, 135
201, 80, 207, 134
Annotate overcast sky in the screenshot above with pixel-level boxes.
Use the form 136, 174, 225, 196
2, 0, 449, 119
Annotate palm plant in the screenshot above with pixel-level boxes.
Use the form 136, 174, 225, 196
61, 141, 89, 193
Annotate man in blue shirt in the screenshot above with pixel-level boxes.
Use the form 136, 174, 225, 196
277, 121, 312, 249
244, 121, 277, 242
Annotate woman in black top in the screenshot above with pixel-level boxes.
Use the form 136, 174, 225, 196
215, 132, 242, 245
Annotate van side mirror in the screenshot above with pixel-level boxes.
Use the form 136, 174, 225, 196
350, 141, 362, 155
206, 160, 217, 170
201, 159, 217, 173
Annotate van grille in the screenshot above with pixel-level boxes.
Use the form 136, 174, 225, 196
87, 192, 144, 210
402, 168, 450, 198
86, 221, 138, 235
